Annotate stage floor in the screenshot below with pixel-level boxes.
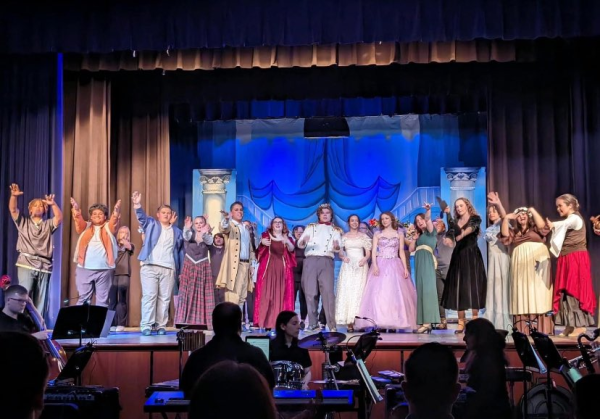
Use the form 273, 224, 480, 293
53, 324, 592, 350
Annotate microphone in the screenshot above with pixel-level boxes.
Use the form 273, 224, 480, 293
354, 316, 378, 331
62, 296, 92, 306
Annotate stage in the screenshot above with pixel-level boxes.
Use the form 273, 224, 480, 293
51, 325, 591, 419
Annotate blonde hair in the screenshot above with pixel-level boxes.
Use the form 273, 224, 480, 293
28, 199, 48, 216
556, 194, 580, 212
117, 226, 131, 241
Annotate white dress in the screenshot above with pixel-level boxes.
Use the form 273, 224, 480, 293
482, 222, 512, 330
335, 234, 372, 325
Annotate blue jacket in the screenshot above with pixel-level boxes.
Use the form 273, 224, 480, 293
135, 207, 184, 275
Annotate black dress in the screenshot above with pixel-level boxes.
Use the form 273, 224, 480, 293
441, 215, 487, 310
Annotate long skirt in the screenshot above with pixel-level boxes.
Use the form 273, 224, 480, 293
175, 259, 215, 329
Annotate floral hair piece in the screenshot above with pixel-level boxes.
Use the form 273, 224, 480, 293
368, 218, 379, 228
513, 207, 532, 217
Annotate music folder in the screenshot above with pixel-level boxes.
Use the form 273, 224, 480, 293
511, 330, 547, 373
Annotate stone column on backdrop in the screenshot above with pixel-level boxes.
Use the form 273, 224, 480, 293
199, 169, 232, 234
444, 167, 480, 206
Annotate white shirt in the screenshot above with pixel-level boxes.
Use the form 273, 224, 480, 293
145, 226, 175, 269
81, 226, 112, 270
299, 223, 342, 258
221, 218, 251, 260
549, 213, 583, 257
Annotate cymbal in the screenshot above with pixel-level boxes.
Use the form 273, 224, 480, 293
298, 331, 347, 349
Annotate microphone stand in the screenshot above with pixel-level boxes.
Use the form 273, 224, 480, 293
354, 316, 378, 333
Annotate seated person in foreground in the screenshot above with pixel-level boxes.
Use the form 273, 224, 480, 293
401, 342, 461, 419
462, 318, 511, 419
0, 331, 50, 419
180, 302, 275, 397
189, 361, 277, 419
0, 284, 48, 340
270, 310, 312, 388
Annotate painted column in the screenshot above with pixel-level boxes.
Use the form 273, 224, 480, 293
444, 167, 480, 206
199, 169, 232, 234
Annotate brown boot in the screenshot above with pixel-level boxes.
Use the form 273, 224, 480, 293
455, 312, 466, 334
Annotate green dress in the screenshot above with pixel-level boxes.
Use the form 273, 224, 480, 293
414, 229, 441, 325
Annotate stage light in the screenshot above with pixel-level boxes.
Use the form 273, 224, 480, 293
304, 117, 350, 138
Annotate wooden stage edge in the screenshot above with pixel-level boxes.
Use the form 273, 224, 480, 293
50, 326, 595, 419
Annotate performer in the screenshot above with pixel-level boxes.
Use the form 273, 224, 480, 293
408, 204, 440, 334
546, 194, 596, 337
357, 212, 417, 331
109, 226, 135, 332
243, 220, 259, 329
71, 197, 121, 307
175, 216, 215, 328
358, 221, 374, 239
254, 217, 295, 329
291, 225, 307, 328
591, 215, 600, 236
501, 206, 553, 334
210, 233, 226, 305
9, 183, 63, 317
270, 310, 312, 388
215, 202, 255, 319
335, 214, 372, 333
463, 319, 511, 419
434, 218, 454, 329
297, 203, 342, 332
483, 192, 511, 331
132, 191, 184, 336
441, 198, 487, 334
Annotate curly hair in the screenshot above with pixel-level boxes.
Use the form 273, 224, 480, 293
453, 198, 478, 219
379, 211, 399, 231
316, 203, 334, 221
27, 199, 48, 216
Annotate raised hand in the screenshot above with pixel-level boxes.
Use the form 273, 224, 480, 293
545, 218, 554, 230
184, 216, 192, 230
131, 191, 142, 206
423, 202, 432, 211
70, 197, 80, 211
220, 209, 230, 220
170, 211, 178, 225
261, 237, 271, 246
42, 194, 56, 206
10, 183, 23, 196
505, 212, 517, 220
113, 199, 122, 213
487, 191, 501, 205
443, 206, 451, 214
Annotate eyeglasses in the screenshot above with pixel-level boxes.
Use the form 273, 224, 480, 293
273, 221, 283, 224
8, 297, 28, 304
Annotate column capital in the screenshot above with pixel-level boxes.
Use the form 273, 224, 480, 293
444, 167, 480, 182
199, 169, 232, 194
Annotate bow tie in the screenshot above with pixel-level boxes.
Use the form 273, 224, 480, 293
319, 221, 332, 226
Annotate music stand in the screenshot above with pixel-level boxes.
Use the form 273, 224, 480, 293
353, 331, 380, 362
511, 329, 546, 419
52, 305, 109, 347
530, 331, 564, 419
49, 343, 95, 386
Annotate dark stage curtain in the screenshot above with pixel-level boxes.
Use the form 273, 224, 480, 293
0, 55, 61, 323
3, 0, 600, 53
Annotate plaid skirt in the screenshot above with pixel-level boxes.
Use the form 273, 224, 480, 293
174, 258, 215, 329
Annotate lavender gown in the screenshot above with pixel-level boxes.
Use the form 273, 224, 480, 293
357, 234, 417, 330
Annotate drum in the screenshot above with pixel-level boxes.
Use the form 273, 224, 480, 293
518, 383, 572, 419
271, 361, 305, 390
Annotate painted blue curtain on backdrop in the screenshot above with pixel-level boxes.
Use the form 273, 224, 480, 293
186, 114, 487, 230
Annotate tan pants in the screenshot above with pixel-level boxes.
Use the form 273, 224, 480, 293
224, 262, 251, 307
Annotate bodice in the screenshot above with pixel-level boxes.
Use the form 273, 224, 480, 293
377, 235, 399, 258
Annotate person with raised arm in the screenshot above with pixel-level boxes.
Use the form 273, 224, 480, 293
546, 194, 596, 337
215, 202, 255, 329
407, 203, 440, 334
132, 191, 184, 336
71, 197, 121, 307
441, 198, 487, 334
8, 183, 63, 317
483, 192, 511, 331
500, 205, 553, 334
297, 203, 342, 332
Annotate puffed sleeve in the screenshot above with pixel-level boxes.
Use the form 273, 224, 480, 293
468, 215, 482, 230
362, 234, 373, 250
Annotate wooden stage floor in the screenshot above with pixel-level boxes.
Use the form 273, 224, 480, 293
50, 326, 594, 419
